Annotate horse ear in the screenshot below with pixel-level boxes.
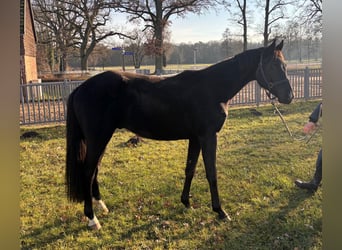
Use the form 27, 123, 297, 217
269, 39, 276, 49
263, 39, 276, 57
276, 40, 284, 51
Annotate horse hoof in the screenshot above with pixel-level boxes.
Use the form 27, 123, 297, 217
89, 222, 102, 230
181, 198, 190, 208
102, 208, 109, 215
88, 216, 102, 230
218, 210, 232, 221
184, 203, 191, 209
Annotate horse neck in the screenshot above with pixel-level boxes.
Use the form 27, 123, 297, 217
235, 48, 263, 84
203, 48, 262, 102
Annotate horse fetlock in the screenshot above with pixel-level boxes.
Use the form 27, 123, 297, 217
181, 197, 190, 208
88, 215, 102, 230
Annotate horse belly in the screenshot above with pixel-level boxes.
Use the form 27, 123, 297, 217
124, 114, 190, 141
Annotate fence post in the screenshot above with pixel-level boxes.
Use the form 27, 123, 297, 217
255, 81, 261, 107
62, 79, 69, 120
304, 67, 310, 100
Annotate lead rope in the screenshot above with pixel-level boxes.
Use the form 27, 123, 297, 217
271, 101, 293, 137
271, 101, 320, 143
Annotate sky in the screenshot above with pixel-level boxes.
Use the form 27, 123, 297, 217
168, 8, 232, 44
111, 8, 245, 45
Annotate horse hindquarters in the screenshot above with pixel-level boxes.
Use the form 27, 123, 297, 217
66, 86, 117, 229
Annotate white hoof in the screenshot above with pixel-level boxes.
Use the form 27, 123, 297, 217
93, 198, 109, 214
88, 215, 101, 230
98, 200, 109, 214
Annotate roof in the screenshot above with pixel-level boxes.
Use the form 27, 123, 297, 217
20, 0, 37, 42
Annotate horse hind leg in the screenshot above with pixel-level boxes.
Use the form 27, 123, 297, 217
83, 160, 101, 229
83, 138, 113, 230
92, 166, 109, 214
181, 138, 201, 208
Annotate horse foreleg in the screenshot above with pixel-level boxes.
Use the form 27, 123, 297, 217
200, 133, 230, 220
181, 138, 201, 208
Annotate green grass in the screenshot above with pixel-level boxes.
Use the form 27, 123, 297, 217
20, 100, 322, 249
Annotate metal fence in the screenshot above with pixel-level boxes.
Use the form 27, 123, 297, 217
20, 67, 322, 125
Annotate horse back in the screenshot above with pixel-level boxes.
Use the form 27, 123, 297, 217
79, 71, 125, 98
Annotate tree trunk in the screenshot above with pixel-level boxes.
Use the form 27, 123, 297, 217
154, 0, 163, 75
59, 51, 68, 72
80, 52, 88, 72
242, 0, 247, 51
263, 0, 270, 47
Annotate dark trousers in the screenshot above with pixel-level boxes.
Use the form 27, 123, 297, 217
313, 149, 322, 185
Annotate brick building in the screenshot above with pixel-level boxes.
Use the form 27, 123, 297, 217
20, 0, 38, 85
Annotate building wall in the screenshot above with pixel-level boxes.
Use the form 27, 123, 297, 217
24, 56, 38, 83
20, 0, 38, 83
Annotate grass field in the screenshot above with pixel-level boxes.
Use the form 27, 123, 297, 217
20, 100, 322, 249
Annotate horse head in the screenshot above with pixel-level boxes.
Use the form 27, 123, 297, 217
256, 39, 294, 104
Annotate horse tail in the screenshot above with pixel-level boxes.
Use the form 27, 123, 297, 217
65, 88, 86, 202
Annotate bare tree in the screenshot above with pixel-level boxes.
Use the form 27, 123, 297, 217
303, 0, 322, 22
236, 0, 248, 51
33, 0, 78, 72
33, 0, 135, 72
110, 0, 216, 74
221, 28, 231, 57
63, 0, 137, 71
297, 0, 322, 33
123, 29, 151, 69
259, 0, 294, 46
224, 0, 248, 51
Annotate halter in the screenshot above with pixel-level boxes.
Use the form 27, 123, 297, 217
256, 51, 314, 142
256, 52, 289, 100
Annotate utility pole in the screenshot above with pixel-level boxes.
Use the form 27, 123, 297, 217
193, 48, 197, 66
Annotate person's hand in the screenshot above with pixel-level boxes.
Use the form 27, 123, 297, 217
303, 122, 316, 134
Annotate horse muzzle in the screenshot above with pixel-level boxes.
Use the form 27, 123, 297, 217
275, 82, 294, 104
278, 92, 293, 104
268, 79, 293, 104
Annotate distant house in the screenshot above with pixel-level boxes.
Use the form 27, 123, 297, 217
20, 0, 38, 85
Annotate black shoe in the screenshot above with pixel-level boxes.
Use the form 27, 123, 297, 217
295, 179, 318, 192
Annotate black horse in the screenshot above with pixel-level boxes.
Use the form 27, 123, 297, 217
66, 40, 293, 229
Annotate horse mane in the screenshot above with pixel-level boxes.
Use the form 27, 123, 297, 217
112, 70, 166, 83
275, 50, 285, 62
